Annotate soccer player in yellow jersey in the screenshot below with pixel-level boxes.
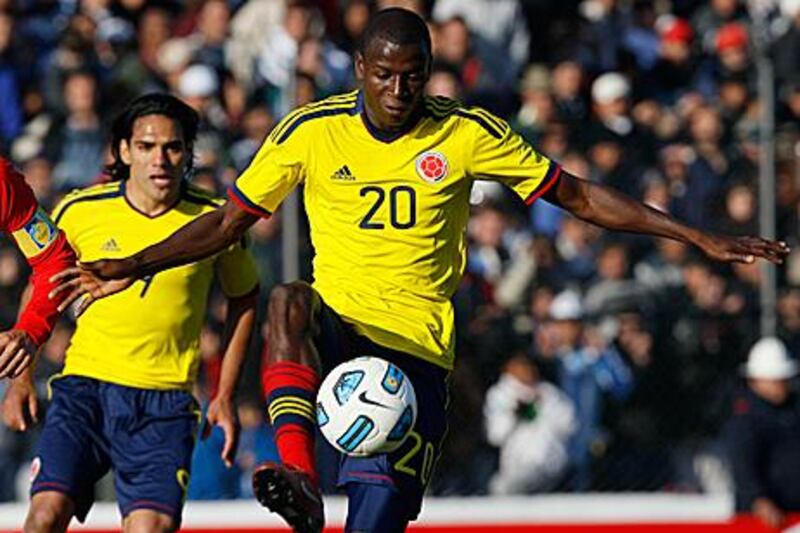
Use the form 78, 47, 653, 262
5, 94, 259, 533
55, 9, 789, 533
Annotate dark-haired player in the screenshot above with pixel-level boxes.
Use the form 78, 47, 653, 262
54, 9, 789, 533
7, 94, 259, 533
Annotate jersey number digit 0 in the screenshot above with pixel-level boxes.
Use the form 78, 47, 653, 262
394, 430, 436, 485
359, 186, 416, 230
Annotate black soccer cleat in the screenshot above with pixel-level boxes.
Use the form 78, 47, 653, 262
252, 461, 325, 533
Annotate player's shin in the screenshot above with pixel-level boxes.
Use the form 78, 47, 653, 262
263, 360, 321, 484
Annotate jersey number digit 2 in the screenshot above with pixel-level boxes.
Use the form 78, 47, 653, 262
359, 186, 416, 230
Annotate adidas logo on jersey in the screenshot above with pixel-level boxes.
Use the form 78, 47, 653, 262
101, 238, 120, 252
331, 165, 356, 181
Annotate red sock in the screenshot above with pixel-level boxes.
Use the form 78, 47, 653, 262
263, 361, 320, 484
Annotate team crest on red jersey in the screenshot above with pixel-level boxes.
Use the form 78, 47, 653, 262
30, 457, 41, 482
415, 151, 448, 183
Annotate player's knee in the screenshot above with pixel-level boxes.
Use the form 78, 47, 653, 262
123, 510, 177, 533
268, 282, 315, 333
24, 499, 71, 533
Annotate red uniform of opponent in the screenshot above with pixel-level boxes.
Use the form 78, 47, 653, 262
0, 157, 75, 377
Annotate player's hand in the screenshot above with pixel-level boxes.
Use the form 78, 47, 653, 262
752, 497, 784, 529
205, 396, 240, 468
2, 375, 38, 431
82, 257, 139, 280
696, 234, 790, 265
49, 265, 134, 315
0, 329, 36, 379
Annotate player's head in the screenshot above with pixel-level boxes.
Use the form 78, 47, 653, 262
355, 8, 431, 131
107, 93, 198, 204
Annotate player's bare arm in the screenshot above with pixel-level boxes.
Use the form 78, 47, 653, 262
50, 202, 258, 312
543, 171, 790, 265
2, 363, 39, 432
205, 287, 258, 467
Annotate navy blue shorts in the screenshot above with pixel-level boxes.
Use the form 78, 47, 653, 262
315, 297, 450, 531
31, 375, 200, 523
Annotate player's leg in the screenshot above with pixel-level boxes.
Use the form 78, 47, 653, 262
103, 383, 198, 533
122, 509, 177, 533
26, 376, 111, 532
261, 281, 323, 478
24, 492, 74, 533
254, 282, 348, 533
344, 484, 409, 533
338, 347, 449, 533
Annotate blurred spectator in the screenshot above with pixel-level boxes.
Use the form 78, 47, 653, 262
599, 312, 678, 490
588, 72, 640, 159
432, 0, 530, 69
696, 22, 753, 100
425, 62, 462, 99
725, 337, 800, 529
0, 10, 23, 151
691, 0, 748, 55
544, 290, 633, 490
714, 181, 758, 236
335, 0, 372, 55
551, 61, 588, 128
648, 16, 697, 104
512, 65, 554, 144
584, 241, 646, 316
576, 0, 630, 74
433, 16, 516, 113
229, 103, 274, 173
44, 69, 106, 190
774, 0, 800, 87
484, 354, 576, 494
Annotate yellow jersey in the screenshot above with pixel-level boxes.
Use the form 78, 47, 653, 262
52, 181, 259, 390
230, 91, 560, 369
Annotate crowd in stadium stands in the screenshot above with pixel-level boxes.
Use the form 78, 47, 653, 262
0, 0, 799, 504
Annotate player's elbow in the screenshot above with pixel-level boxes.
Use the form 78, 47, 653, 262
219, 203, 255, 247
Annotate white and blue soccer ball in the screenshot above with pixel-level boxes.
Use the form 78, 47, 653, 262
316, 356, 417, 457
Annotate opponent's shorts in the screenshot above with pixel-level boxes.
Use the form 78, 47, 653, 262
30, 375, 199, 524
315, 296, 450, 531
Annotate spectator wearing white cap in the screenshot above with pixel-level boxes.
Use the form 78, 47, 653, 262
725, 337, 800, 530
591, 72, 633, 138
178, 64, 229, 169
546, 289, 633, 490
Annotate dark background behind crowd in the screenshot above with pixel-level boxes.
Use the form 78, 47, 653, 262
0, 0, 799, 504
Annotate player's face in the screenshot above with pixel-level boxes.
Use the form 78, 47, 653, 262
120, 114, 189, 207
356, 38, 430, 131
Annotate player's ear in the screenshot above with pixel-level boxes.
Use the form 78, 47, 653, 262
355, 51, 365, 81
119, 140, 132, 166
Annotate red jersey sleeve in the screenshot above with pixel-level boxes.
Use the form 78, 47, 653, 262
1, 158, 76, 345
0, 159, 37, 232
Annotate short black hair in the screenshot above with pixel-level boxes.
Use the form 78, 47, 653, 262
359, 7, 431, 59
106, 93, 199, 181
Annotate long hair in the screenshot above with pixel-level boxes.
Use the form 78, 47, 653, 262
106, 93, 199, 181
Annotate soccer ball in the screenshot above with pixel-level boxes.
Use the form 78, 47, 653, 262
316, 356, 417, 457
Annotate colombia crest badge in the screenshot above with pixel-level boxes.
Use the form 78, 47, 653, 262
415, 151, 448, 183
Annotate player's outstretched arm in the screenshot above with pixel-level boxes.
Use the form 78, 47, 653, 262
50, 202, 259, 312
94, 201, 259, 279
543, 171, 789, 264
2, 364, 38, 432
205, 287, 258, 467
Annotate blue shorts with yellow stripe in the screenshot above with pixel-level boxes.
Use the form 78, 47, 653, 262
315, 297, 450, 532
31, 376, 199, 523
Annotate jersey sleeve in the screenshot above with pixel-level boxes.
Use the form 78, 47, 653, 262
0, 160, 38, 233
466, 111, 562, 205
214, 237, 260, 298
1, 165, 77, 345
227, 116, 309, 218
